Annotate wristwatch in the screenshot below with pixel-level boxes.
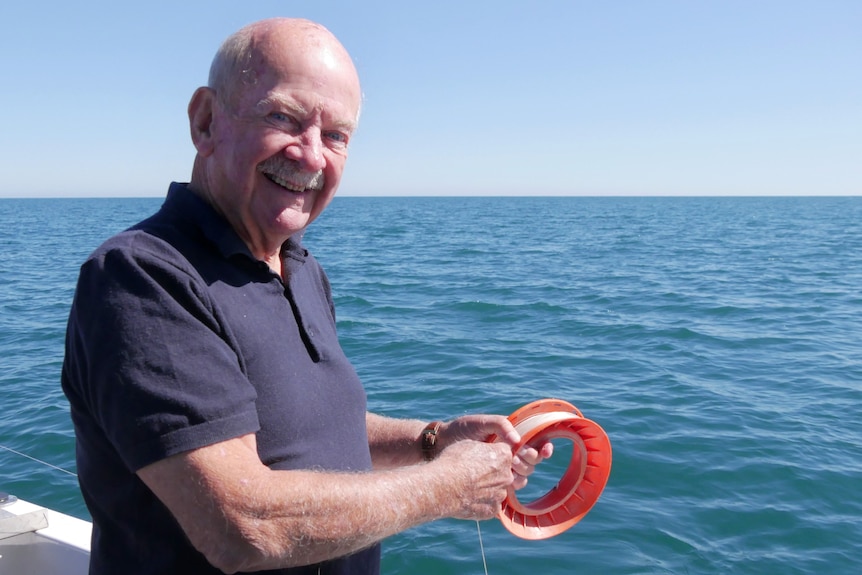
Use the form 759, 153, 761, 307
421, 421, 443, 461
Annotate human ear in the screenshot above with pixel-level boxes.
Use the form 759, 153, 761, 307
188, 87, 216, 157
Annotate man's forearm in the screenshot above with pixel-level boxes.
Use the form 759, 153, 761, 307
366, 412, 430, 469
139, 433, 458, 572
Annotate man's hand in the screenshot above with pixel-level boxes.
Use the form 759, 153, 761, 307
437, 414, 554, 491
432, 439, 514, 520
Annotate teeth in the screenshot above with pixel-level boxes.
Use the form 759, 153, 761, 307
257, 161, 324, 192
268, 173, 305, 192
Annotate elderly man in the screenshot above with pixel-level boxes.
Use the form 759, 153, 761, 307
62, 18, 550, 575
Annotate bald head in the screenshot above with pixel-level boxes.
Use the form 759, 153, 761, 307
187, 18, 362, 257
208, 18, 360, 116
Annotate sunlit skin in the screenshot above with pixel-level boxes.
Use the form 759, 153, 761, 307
188, 19, 361, 275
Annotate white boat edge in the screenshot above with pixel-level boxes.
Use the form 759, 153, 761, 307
0, 495, 91, 575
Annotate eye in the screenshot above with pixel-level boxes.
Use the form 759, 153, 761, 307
268, 112, 299, 130
323, 130, 349, 149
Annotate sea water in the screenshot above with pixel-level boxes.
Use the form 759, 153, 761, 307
1, 195, 860, 574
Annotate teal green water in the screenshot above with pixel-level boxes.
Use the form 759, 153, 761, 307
1, 196, 860, 574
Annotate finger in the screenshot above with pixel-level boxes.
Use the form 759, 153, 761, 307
516, 445, 541, 466
513, 441, 557, 476
511, 473, 529, 491
493, 417, 521, 447
511, 455, 533, 477
480, 415, 520, 447
516, 441, 554, 465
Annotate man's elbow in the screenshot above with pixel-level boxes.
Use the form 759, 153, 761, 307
189, 519, 295, 573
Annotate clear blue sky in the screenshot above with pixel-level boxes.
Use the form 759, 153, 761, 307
2, 1, 860, 197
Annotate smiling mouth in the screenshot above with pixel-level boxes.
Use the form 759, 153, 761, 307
258, 166, 325, 195
263, 172, 308, 193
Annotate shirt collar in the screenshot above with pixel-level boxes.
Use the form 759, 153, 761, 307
163, 182, 307, 265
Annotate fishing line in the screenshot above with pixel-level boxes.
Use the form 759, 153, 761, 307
0, 443, 77, 477
476, 520, 489, 575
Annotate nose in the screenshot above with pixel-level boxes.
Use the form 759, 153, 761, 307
284, 127, 326, 173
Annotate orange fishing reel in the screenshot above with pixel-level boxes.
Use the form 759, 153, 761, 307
492, 399, 612, 540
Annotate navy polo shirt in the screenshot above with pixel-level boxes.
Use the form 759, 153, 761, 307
62, 183, 380, 574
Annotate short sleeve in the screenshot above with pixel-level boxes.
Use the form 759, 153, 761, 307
64, 232, 260, 471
